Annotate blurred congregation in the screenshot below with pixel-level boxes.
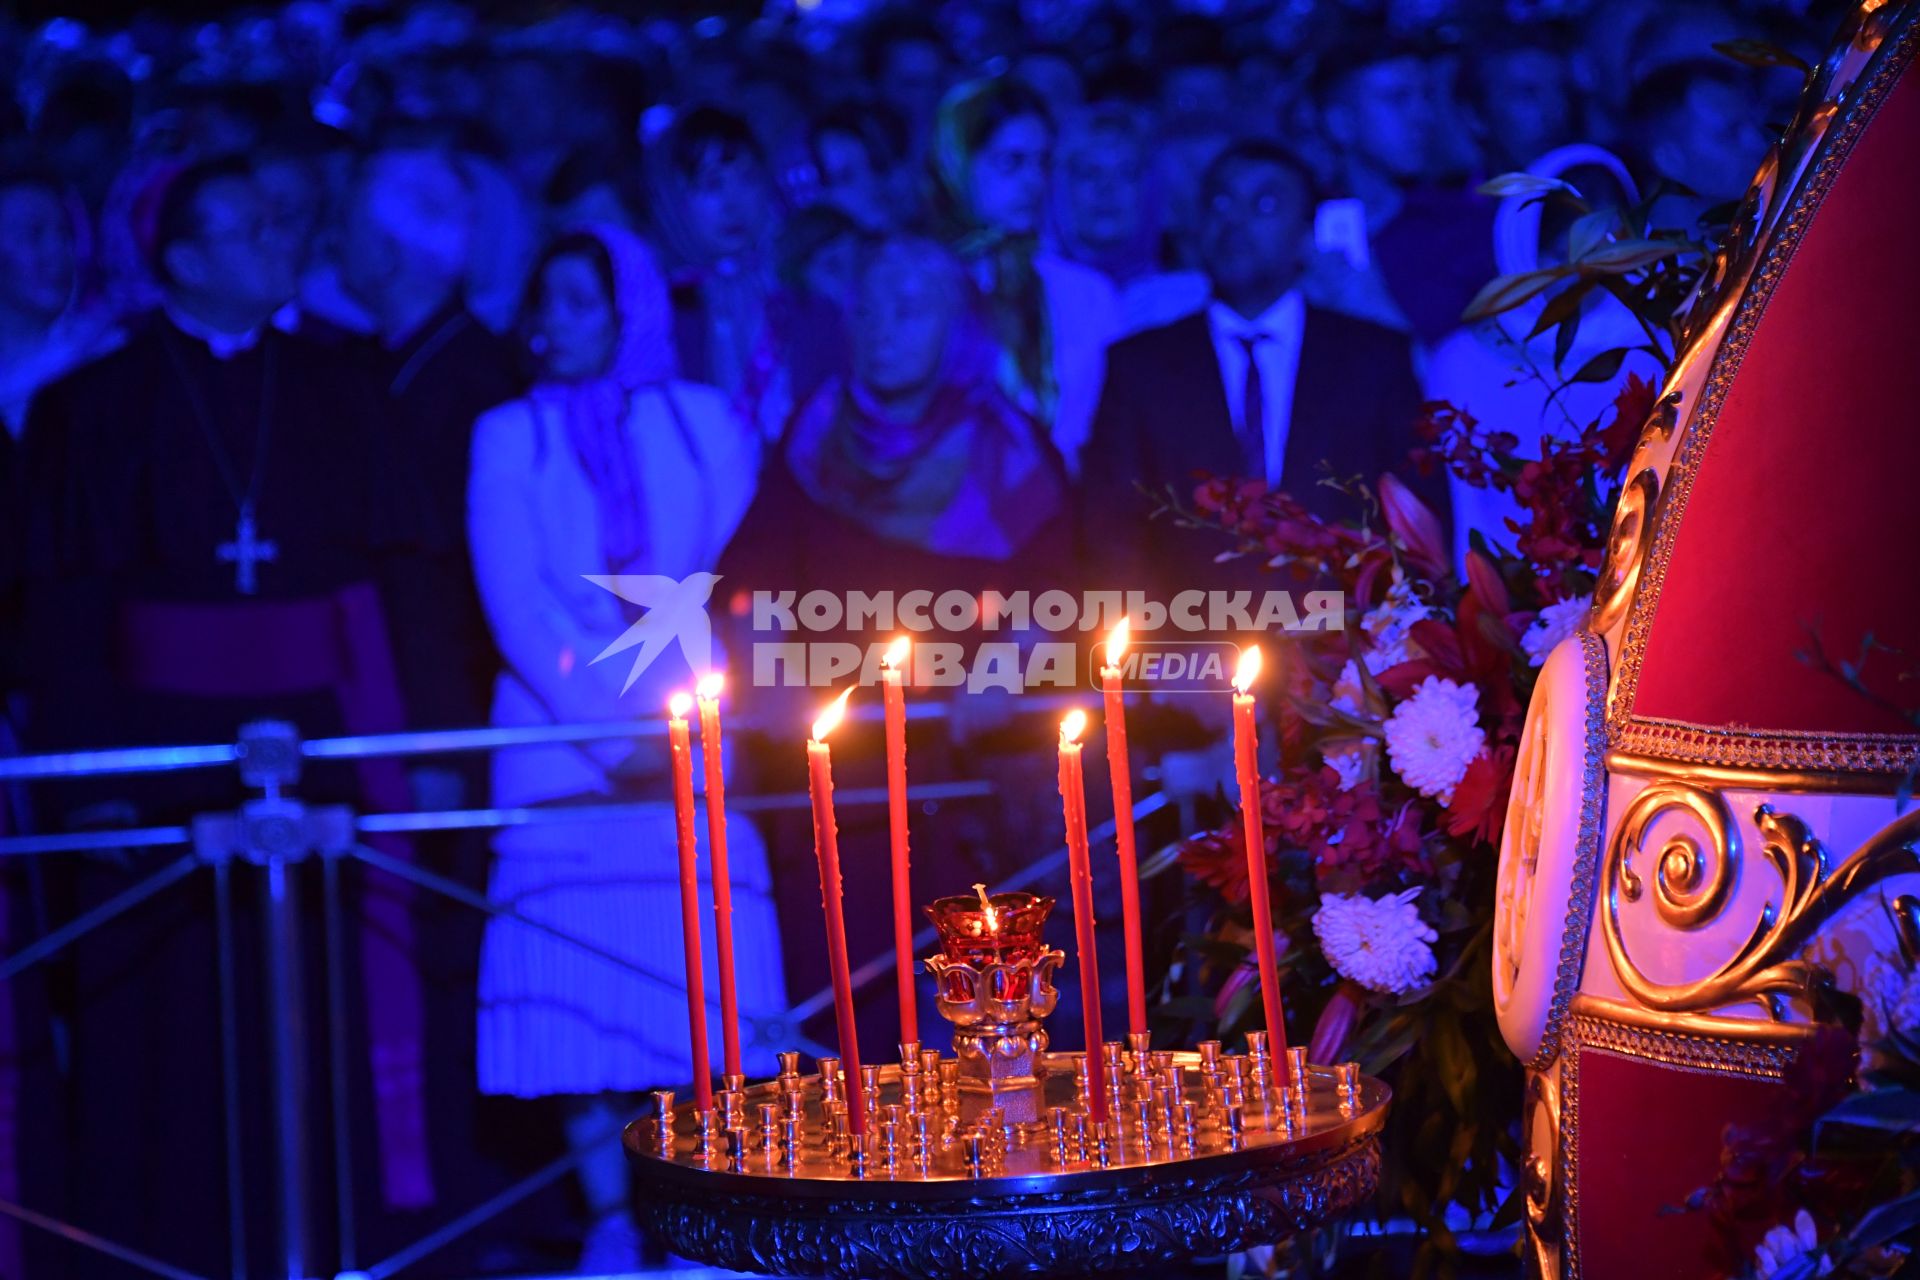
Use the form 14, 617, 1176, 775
0, 0, 1812, 1275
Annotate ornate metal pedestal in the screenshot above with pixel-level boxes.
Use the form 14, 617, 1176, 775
626, 1052, 1389, 1279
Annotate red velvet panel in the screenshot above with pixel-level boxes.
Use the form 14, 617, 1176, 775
1632, 64, 1920, 736
1576, 1047, 1790, 1280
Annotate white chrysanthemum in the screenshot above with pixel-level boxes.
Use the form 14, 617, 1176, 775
1384, 676, 1485, 803
1522, 597, 1591, 667
1360, 577, 1430, 674
1859, 956, 1920, 1046
1329, 659, 1366, 716
1324, 749, 1366, 792
1753, 1210, 1831, 1278
1311, 889, 1438, 994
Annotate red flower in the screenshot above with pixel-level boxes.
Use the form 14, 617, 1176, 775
1179, 825, 1251, 904
1602, 371, 1657, 468
1444, 746, 1516, 848
1308, 981, 1367, 1065
1379, 472, 1448, 580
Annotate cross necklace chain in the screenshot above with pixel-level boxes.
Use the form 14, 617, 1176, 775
164, 330, 281, 595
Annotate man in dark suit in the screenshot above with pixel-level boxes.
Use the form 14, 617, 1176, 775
1082, 138, 1436, 595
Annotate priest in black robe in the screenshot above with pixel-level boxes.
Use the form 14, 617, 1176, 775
17, 153, 432, 1278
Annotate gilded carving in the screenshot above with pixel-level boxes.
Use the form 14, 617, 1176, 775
635, 1138, 1383, 1279
1588, 469, 1658, 635
1522, 1064, 1563, 1280
1601, 795, 1920, 1019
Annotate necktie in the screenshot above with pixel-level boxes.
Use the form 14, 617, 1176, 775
1238, 332, 1268, 480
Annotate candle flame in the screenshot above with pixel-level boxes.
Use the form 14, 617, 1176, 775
1233, 645, 1263, 695
811, 687, 854, 743
882, 636, 910, 671
668, 691, 694, 719
696, 671, 725, 701
1060, 708, 1088, 745
1105, 616, 1130, 669
973, 882, 998, 932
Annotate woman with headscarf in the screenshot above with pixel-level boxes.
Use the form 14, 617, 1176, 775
0, 165, 122, 441
927, 76, 1119, 477
647, 104, 847, 445
466, 224, 784, 1272
716, 235, 1075, 1047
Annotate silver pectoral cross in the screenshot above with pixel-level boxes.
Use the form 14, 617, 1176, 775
217, 504, 279, 595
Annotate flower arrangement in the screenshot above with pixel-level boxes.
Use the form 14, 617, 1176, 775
1151, 163, 1705, 1263
1156, 370, 1653, 1256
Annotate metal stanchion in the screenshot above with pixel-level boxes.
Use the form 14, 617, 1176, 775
320, 853, 357, 1276
0, 1197, 212, 1280
261, 851, 315, 1280
0, 703, 1119, 1280
0, 855, 198, 983
213, 859, 249, 1280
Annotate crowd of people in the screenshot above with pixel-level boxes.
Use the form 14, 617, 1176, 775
0, 0, 1810, 1274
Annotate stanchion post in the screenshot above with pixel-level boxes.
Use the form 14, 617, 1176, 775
262, 847, 315, 1280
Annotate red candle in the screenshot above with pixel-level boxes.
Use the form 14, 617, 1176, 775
880, 637, 917, 1041
807, 688, 867, 1138
695, 672, 742, 1081
1099, 618, 1148, 1038
668, 692, 713, 1112
1232, 646, 1290, 1083
1057, 709, 1107, 1123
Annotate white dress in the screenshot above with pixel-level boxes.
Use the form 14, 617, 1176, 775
467, 382, 787, 1096
1035, 252, 1121, 477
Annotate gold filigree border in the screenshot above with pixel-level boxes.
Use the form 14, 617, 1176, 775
1606, 750, 1914, 795
1530, 631, 1610, 1073
1607, 9, 1920, 775
1558, 999, 1809, 1279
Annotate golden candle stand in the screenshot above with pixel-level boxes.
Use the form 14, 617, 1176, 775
626, 1037, 1389, 1278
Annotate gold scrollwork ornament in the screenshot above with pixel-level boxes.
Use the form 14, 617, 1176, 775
1603, 793, 1920, 1019
1522, 1065, 1564, 1280
1589, 468, 1658, 634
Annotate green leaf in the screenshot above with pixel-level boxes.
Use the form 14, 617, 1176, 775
1462, 266, 1574, 321
1574, 237, 1686, 273
1525, 278, 1591, 339
1850, 1186, 1920, 1247
1568, 347, 1629, 384
1566, 208, 1617, 263
1712, 38, 1812, 73
1554, 309, 1583, 372
1477, 172, 1577, 199
1816, 1085, 1920, 1136
1135, 838, 1187, 881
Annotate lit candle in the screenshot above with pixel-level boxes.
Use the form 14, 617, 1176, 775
807, 688, 867, 1139
1099, 618, 1148, 1039
880, 637, 917, 1041
1057, 709, 1107, 1123
695, 671, 742, 1082
1232, 646, 1290, 1084
668, 691, 713, 1112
